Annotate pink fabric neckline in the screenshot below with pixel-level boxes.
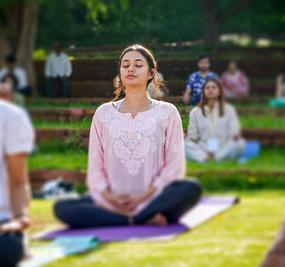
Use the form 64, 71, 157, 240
111, 99, 160, 119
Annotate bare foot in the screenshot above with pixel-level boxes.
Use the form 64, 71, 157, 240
146, 213, 168, 226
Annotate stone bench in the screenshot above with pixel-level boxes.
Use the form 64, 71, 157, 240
27, 95, 269, 106
29, 106, 285, 121
35, 128, 285, 147
35, 79, 275, 97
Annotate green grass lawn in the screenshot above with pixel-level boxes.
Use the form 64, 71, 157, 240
29, 146, 285, 190
29, 147, 285, 172
187, 147, 285, 172
181, 114, 285, 130
32, 114, 285, 130
29, 190, 285, 267
33, 119, 92, 129
30, 141, 88, 170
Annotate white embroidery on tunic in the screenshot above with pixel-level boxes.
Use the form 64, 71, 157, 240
97, 103, 174, 175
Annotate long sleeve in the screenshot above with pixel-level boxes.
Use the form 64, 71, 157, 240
186, 109, 199, 142
45, 56, 52, 77
153, 109, 185, 191
212, 72, 219, 80
186, 74, 193, 90
238, 72, 249, 96
87, 112, 109, 194
64, 56, 72, 77
16, 68, 28, 88
228, 106, 241, 137
20, 69, 28, 88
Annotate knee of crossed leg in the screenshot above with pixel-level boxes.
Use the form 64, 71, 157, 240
53, 199, 74, 223
181, 179, 203, 202
0, 235, 24, 266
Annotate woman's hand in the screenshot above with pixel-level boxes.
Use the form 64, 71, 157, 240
102, 186, 156, 214
0, 216, 31, 233
120, 186, 157, 213
183, 90, 190, 104
102, 189, 134, 213
233, 134, 241, 141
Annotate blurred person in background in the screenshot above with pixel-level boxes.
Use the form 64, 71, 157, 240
0, 53, 32, 97
275, 71, 285, 98
1, 72, 25, 106
221, 60, 250, 99
183, 55, 219, 106
185, 79, 245, 163
45, 42, 72, 98
0, 82, 36, 154
0, 98, 35, 267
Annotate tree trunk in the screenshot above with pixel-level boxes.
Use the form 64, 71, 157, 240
202, 0, 220, 48
201, 0, 257, 49
2, 3, 23, 53
16, 2, 39, 95
0, 27, 8, 66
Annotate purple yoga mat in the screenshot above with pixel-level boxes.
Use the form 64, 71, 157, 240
38, 195, 238, 242
40, 224, 188, 242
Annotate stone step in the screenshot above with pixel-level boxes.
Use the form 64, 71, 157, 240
29, 106, 285, 122
35, 78, 275, 97
34, 58, 284, 81
66, 44, 285, 55
30, 108, 95, 121
35, 128, 285, 147
27, 96, 269, 105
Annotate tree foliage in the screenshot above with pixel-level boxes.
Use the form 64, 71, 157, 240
34, 0, 285, 48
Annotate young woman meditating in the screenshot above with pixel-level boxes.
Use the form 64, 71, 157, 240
54, 44, 202, 227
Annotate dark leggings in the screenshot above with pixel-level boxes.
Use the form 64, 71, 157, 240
0, 232, 23, 267
54, 180, 202, 228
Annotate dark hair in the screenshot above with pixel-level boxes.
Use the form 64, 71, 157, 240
199, 79, 225, 117
198, 55, 210, 62
228, 60, 238, 67
5, 53, 16, 64
113, 44, 162, 101
1, 72, 18, 90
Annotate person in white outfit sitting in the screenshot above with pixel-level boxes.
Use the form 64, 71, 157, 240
185, 79, 245, 163
0, 53, 32, 97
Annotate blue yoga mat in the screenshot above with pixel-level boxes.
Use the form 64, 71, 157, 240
239, 141, 261, 163
20, 236, 99, 267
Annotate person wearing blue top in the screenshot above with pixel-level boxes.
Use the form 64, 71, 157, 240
183, 55, 219, 105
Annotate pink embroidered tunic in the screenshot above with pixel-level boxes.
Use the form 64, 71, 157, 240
87, 99, 185, 216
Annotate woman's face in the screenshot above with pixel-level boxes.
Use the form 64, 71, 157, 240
204, 81, 220, 100
228, 61, 237, 73
120, 51, 153, 89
